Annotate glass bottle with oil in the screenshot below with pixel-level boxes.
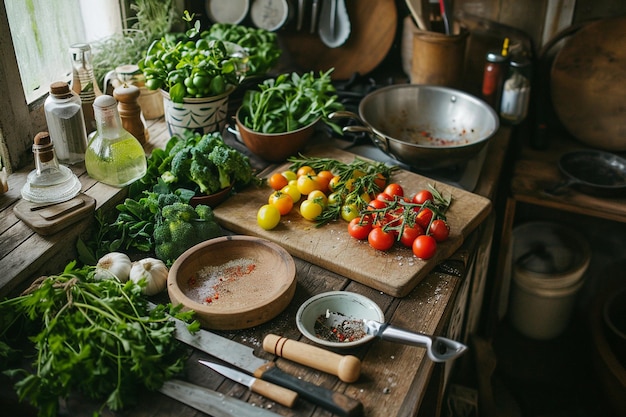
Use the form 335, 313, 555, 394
85, 95, 147, 187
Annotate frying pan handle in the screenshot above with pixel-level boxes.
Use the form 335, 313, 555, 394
329, 111, 391, 154
329, 110, 361, 121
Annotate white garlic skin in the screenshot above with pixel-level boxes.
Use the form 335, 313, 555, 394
94, 252, 132, 282
129, 257, 168, 296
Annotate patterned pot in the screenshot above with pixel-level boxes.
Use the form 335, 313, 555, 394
161, 87, 234, 135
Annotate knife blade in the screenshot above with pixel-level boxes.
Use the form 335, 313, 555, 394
159, 379, 279, 417
199, 360, 298, 408
160, 306, 363, 417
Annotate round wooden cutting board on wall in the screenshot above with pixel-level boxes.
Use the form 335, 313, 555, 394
278, 0, 398, 80
550, 15, 626, 151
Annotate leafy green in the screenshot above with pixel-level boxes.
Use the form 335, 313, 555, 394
0, 262, 198, 417
202, 23, 281, 77
239, 69, 344, 134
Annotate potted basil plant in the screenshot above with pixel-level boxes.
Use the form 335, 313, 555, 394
140, 12, 248, 135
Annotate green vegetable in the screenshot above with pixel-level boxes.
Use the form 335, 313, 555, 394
154, 202, 223, 264
202, 23, 281, 77
0, 262, 199, 417
139, 13, 248, 103
239, 69, 344, 135
160, 131, 255, 195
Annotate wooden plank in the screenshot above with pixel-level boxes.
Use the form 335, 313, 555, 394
213, 147, 491, 297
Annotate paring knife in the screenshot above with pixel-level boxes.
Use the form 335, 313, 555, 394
199, 360, 298, 408
162, 308, 363, 417
159, 379, 279, 417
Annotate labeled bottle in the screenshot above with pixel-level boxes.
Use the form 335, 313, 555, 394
85, 95, 147, 187
70, 43, 102, 136
44, 81, 88, 165
500, 57, 532, 125
481, 51, 508, 112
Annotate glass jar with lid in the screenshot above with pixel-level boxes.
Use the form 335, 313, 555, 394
500, 57, 532, 124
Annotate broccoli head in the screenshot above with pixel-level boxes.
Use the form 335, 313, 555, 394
190, 148, 221, 194
208, 144, 253, 189
154, 202, 223, 264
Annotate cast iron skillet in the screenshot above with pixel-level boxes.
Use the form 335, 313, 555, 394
545, 150, 626, 197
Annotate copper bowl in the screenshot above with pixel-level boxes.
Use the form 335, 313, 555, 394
235, 108, 319, 162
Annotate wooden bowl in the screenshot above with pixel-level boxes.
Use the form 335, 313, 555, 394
235, 108, 318, 162
189, 185, 233, 208
167, 235, 296, 330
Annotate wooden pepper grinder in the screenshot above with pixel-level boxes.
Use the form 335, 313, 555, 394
113, 83, 148, 145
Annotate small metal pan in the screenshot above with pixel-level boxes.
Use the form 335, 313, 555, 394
545, 150, 626, 197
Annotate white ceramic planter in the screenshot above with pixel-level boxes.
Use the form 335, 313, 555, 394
161, 88, 233, 136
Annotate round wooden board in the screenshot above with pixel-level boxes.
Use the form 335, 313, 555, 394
278, 0, 398, 80
550, 16, 626, 151
167, 236, 297, 330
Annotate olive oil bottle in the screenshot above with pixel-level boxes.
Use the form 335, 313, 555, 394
85, 95, 147, 187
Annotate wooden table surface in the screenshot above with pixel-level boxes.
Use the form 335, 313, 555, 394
0, 118, 511, 417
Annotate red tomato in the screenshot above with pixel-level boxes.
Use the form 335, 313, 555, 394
376, 192, 393, 203
412, 189, 434, 205
368, 227, 395, 251
384, 183, 404, 198
429, 219, 450, 242
347, 217, 373, 240
412, 235, 437, 259
367, 198, 387, 210
400, 224, 425, 247
415, 208, 434, 230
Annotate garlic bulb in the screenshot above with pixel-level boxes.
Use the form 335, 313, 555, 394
129, 258, 169, 296
94, 252, 132, 282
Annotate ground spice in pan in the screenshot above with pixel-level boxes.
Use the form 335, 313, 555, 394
314, 312, 367, 343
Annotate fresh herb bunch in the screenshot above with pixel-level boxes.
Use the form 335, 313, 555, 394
0, 262, 198, 417
239, 69, 344, 134
288, 154, 397, 227
203, 23, 281, 77
140, 12, 248, 103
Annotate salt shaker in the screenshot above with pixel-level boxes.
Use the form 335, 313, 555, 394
500, 57, 532, 125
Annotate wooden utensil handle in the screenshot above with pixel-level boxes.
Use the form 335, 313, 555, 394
250, 378, 299, 408
263, 334, 361, 383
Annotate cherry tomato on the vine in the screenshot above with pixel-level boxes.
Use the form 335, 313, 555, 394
429, 219, 450, 242
412, 235, 437, 259
384, 183, 404, 198
347, 217, 373, 240
415, 208, 434, 230
376, 192, 393, 203
400, 224, 425, 247
368, 227, 395, 251
412, 189, 434, 205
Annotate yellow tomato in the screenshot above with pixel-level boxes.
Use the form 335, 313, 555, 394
297, 174, 321, 196
281, 183, 301, 203
307, 189, 328, 208
282, 170, 297, 182
300, 199, 323, 221
257, 204, 281, 230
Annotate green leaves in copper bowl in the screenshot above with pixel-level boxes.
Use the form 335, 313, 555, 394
238, 69, 344, 135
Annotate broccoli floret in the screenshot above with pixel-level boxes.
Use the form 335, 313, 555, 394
157, 193, 182, 208
208, 145, 253, 189
194, 204, 215, 221
189, 149, 221, 194
154, 202, 223, 265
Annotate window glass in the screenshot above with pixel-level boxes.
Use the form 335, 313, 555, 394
4, 0, 120, 104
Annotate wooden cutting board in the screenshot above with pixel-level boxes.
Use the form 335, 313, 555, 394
213, 147, 491, 297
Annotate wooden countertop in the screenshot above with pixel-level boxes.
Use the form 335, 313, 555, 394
0, 117, 511, 417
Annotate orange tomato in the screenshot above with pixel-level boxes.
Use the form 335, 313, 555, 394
296, 165, 315, 178
268, 172, 288, 191
268, 190, 294, 215
316, 170, 334, 193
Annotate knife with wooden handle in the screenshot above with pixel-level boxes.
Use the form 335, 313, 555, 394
263, 334, 361, 383
155, 304, 364, 417
199, 360, 299, 408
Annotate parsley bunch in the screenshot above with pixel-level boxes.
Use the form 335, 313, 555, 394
0, 262, 198, 417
